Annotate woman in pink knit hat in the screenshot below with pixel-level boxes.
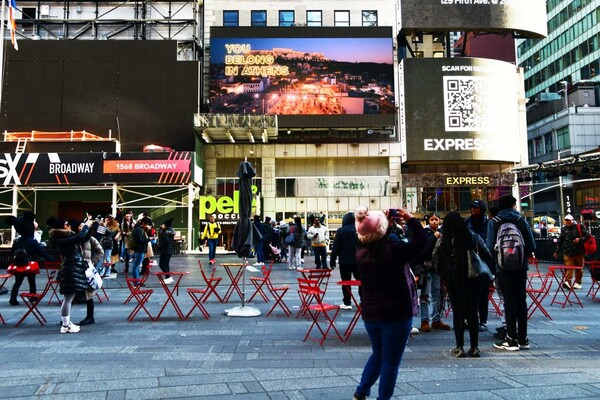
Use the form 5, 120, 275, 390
352, 206, 428, 400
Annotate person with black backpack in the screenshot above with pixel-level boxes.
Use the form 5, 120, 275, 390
486, 195, 536, 352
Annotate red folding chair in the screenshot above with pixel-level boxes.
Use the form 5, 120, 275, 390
248, 262, 273, 303
198, 260, 223, 303
526, 272, 553, 320
296, 269, 331, 318
0, 273, 12, 325
488, 283, 503, 317
125, 278, 154, 322
124, 260, 154, 304
265, 272, 290, 317
586, 261, 600, 300
15, 278, 52, 327
185, 288, 211, 320
298, 278, 343, 345
528, 257, 540, 275
44, 260, 62, 305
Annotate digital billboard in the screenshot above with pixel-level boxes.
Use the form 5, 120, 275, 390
0, 152, 191, 186
400, 58, 521, 163
400, 0, 547, 39
209, 27, 396, 129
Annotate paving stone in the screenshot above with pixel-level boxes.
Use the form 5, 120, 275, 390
1, 257, 600, 399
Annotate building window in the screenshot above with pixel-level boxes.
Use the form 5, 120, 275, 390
528, 140, 534, 160
362, 10, 377, 27
544, 132, 553, 154
556, 127, 570, 150
251, 10, 267, 26
307, 11, 322, 26
535, 136, 543, 156
334, 10, 350, 26
276, 179, 296, 197
279, 10, 294, 26
223, 10, 239, 27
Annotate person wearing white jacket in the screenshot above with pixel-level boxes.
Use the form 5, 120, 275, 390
306, 217, 329, 269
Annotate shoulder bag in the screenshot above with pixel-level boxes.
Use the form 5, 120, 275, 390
467, 237, 493, 282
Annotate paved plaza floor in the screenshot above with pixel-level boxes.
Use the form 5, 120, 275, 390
1, 254, 600, 399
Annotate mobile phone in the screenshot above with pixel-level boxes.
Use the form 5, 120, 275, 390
388, 208, 400, 218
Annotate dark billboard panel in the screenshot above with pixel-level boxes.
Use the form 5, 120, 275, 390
400, 58, 521, 163
1, 41, 198, 152
401, 0, 547, 39
0, 152, 191, 186
209, 27, 395, 128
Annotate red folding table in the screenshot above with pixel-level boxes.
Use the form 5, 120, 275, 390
153, 271, 190, 320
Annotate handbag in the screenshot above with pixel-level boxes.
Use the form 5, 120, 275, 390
467, 247, 493, 282
85, 261, 103, 290
284, 227, 295, 245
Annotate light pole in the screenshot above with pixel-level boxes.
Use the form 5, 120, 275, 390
557, 149, 571, 222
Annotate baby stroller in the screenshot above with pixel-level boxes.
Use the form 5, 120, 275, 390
265, 243, 282, 264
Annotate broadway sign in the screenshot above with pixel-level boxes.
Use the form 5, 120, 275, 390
0, 152, 191, 186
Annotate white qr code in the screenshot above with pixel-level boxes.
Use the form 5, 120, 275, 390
443, 76, 496, 132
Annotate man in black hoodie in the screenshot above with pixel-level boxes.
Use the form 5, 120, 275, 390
330, 212, 359, 310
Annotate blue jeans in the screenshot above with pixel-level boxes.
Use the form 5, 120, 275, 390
420, 271, 443, 323
101, 249, 112, 275
131, 252, 145, 281
256, 241, 264, 263
355, 318, 412, 400
207, 238, 218, 261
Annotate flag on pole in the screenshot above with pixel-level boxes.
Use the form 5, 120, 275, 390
8, 0, 18, 51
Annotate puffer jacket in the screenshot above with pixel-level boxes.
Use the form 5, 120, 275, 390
82, 236, 104, 265
48, 224, 95, 295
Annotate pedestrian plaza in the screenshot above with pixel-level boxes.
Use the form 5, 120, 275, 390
1, 254, 600, 399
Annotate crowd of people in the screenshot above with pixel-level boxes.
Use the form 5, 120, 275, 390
4, 210, 177, 333
4, 196, 597, 400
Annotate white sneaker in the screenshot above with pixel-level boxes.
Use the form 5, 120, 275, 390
60, 322, 80, 334
410, 327, 419, 334
573, 282, 582, 290
339, 304, 352, 310
163, 277, 174, 284
296, 266, 304, 270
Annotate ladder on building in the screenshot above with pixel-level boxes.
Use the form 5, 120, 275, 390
15, 138, 27, 153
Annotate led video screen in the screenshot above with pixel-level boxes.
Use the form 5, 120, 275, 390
400, 57, 521, 163
209, 27, 396, 128
401, 0, 547, 39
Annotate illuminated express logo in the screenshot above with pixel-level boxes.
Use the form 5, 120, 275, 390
224, 44, 289, 77
199, 185, 259, 219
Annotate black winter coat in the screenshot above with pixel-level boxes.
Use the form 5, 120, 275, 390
131, 224, 151, 253
158, 227, 176, 255
330, 212, 358, 266
49, 224, 95, 295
